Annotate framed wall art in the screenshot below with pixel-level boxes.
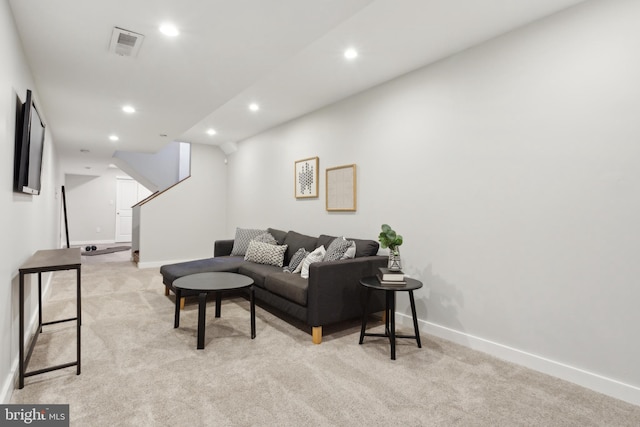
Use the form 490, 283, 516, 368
294, 157, 319, 198
326, 164, 357, 212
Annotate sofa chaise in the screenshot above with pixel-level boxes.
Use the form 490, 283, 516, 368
159, 227, 386, 344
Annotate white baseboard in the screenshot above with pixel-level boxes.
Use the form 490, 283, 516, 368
70, 240, 115, 246
0, 361, 14, 404
395, 313, 640, 406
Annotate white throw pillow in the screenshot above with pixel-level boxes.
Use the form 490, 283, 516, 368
300, 246, 326, 279
341, 239, 357, 260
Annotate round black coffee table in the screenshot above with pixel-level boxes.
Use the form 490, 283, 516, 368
173, 272, 255, 349
359, 276, 422, 360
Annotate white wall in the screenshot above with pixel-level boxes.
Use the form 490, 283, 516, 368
113, 141, 185, 192
137, 143, 227, 267
227, 0, 640, 404
64, 169, 150, 245
1, 0, 62, 403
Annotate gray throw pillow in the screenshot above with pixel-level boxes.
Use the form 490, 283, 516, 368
283, 247, 308, 273
252, 232, 277, 245
231, 228, 267, 256
324, 237, 354, 261
244, 241, 288, 267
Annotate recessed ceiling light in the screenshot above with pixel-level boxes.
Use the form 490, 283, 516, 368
206, 128, 217, 136
109, 135, 119, 141
122, 105, 135, 114
159, 23, 179, 37
344, 48, 358, 60
249, 103, 260, 112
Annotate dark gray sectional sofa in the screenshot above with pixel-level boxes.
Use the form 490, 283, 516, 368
159, 228, 386, 344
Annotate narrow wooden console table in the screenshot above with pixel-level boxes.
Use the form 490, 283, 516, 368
18, 248, 81, 388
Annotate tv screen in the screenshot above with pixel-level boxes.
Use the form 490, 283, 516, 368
14, 89, 45, 195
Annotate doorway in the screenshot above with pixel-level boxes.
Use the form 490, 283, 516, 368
115, 178, 151, 242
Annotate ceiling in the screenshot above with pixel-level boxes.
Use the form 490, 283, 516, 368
9, 0, 586, 175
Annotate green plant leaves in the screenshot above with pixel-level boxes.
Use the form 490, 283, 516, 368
378, 224, 402, 249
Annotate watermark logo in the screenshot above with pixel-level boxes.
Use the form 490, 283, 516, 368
0, 405, 68, 426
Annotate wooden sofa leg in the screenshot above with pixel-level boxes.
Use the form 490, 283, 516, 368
312, 326, 322, 345
381, 310, 387, 323
180, 297, 185, 310
164, 286, 170, 296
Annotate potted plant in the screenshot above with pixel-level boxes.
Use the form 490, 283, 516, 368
378, 224, 403, 271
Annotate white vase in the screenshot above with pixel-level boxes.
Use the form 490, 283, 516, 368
388, 247, 402, 271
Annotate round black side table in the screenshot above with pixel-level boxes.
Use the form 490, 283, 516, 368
359, 276, 422, 360
173, 272, 255, 349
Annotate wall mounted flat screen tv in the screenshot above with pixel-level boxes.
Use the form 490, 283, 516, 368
14, 89, 45, 195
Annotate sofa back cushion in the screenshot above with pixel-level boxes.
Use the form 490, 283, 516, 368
267, 227, 288, 245
318, 234, 379, 258
349, 238, 379, 257
283, 231, 318, 264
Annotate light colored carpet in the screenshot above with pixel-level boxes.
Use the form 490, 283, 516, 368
10, 260, 640, 426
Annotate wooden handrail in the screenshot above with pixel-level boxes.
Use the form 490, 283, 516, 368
132, 175, 191, 207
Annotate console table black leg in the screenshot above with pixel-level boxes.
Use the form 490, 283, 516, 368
409, 290, 421, 348
38, 272, 43, 333
359, 287, 372, 344
389, 290, 396, 360
77, 266, 82, 374
249, 286, 256, 339
197, 292, 207, 350
19, 273, 24, 389
174, 289, 181, 328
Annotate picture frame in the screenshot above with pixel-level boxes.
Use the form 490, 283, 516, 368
294, 157, 319, 198
326, 164, 357, 212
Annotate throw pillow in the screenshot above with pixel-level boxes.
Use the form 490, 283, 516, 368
324, 237, 353, 262
283, 247, 308, 273
244, 241, 288, 267
252, 232, 277, 245
300, 246, 326, 279
341, 240, 357, 260
231, 228, 266, 256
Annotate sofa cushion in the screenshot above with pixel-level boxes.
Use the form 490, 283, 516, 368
319, 234, 379, 258
283, 247, 308, 273
264, 272, 308, 306
283, 231, 318, 264
350, 238, 379, 257
244, 241, 287, 267
342, 240, 357, 259
317, 234, 337, 250
231, 227, 267, 256
160, 256, 246, 286
301, 246, 326, 279
324, 237, 353, 261
238, 262, 282, 288
252, 232, 278, 245
267, 228, 288, 245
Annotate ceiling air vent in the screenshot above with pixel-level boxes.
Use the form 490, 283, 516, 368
109, 27, 144, 57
